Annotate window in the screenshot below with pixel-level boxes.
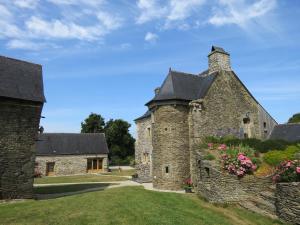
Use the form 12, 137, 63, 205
205, 167, 210, 178
165, 128, 168, 131
46, 162, 55, 176
263, 122, 267, 128
244, 133, 248, 138
147, 127, 151, 136
87, 158, 103, 173
142, 153, 149, 164
165, 166, 169, 174
243, 117, 250, 124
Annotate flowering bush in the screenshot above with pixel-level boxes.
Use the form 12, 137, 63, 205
272, 160, 300, 183
219, 144, 258, 178
183, 178, 193, 190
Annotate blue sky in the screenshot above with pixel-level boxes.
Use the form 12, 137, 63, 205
1, 0, 300, 136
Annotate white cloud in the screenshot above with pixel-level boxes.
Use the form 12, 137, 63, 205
97, 11, 122, 30
26, 16, 104, 41
209, 0, 277, 28
136, 0, 167, 24
13, 0, 39, 9
6, 39, 59, 50
167, 0, 205, 21
47, 0, 104, 6
136, 0, 206, 29
145, 32, 158, 43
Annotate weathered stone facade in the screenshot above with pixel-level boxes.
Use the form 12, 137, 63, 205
36, 154, 108, 176
275, 182, 300, 224
152, 105, 190, 190
135, 117, 153, 181
0, 56, 45, 200
0, 98, 43, 199
135, 46, 277, 191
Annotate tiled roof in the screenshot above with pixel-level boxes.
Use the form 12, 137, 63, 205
269, 124, 300, 142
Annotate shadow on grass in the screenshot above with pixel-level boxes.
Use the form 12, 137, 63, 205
34, 183, 116, 200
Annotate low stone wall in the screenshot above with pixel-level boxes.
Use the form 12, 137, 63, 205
196, 153, 273, 203
275, 182, 300, 225
36, 154, 108, 176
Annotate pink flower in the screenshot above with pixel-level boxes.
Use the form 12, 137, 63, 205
251, 165, 257, 171
296, 167, 300, 174
237, 153, 246, 161
208, 143, 213, 149
218, 144, 227, 151
285, 161, 292, 168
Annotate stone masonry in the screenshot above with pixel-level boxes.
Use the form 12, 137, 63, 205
36, 154, 108, 176
0, 98, 43, 199
135, 116, 153, 181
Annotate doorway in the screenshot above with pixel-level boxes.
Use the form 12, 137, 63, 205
87, 158, 103, 173
46, 162, 55, 176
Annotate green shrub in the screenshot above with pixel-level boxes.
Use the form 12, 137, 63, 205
263, 145, 300, 166
203, 153, 216, 161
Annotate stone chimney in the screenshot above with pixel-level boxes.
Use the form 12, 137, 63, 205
208, 46, 231, 74
154, 87, 160, 95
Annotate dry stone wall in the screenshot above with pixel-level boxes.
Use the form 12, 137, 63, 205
135, 117, 153, 181
152, 105, 190, 190
0, 98, 43, 199
36, 154, 108, 176
275, 182, 300, 224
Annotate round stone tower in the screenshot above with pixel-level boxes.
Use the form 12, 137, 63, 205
152, 104, 190, 190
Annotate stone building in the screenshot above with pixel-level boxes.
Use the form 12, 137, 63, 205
36, 133, 109, 176
0, 56, 45, 199
135, 46, 277, 190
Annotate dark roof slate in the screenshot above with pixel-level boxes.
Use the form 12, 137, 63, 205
211, 46, 229, 55
0, 55, 46, 102
36, 133, 109, 156
269, 124, 300, 142
135, 110, 151, 121
146, 70, 217, 105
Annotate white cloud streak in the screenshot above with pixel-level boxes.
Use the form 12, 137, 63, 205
145, 32, 158, 43
209, 0, 277, 28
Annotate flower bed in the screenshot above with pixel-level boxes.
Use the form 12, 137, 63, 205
272, 160, 300, 183
206, 143, 259, 178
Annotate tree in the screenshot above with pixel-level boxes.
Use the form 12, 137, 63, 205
81, 113, 105, 133
104, 119, 135, 165
288, 113, 300, 124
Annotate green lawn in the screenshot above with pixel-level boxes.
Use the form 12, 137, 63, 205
105, 169, 136, 177
34, 183, 113, 194
34, 174, 129, 184
0, 186, 284, 225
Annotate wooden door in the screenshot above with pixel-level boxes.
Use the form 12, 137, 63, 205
87, 158, 103, 173
46, 162, 55, 176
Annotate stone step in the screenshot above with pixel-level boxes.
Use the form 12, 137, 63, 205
240, 201, 278, 220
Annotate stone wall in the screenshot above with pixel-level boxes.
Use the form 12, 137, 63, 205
135, 117, 153, 181
275, 182, 300, 224
0, 98, 43, 199
208, 51, 231, 74
36, 154, 108, 176
152, 105, 190, 190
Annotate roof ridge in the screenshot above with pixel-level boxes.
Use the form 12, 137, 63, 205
0, 55, 41, 67
170, 69, 198, 77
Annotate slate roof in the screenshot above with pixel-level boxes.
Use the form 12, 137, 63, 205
146, 70, 217, 106
0, 55, 46, 102
134, 110, 151, 121
269, 124, 300, 142
36, 133, 109, 156
210, 46, 229, 55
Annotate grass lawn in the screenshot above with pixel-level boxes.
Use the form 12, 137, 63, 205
34, 174, 129, 184
0, 186, 284, 225
34, 183, 113, 194
105, 169, 136, 177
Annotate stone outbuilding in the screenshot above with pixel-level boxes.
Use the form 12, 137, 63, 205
36, 133, 109, 176
135, 46, 277, 190
0, 56, 45, 199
